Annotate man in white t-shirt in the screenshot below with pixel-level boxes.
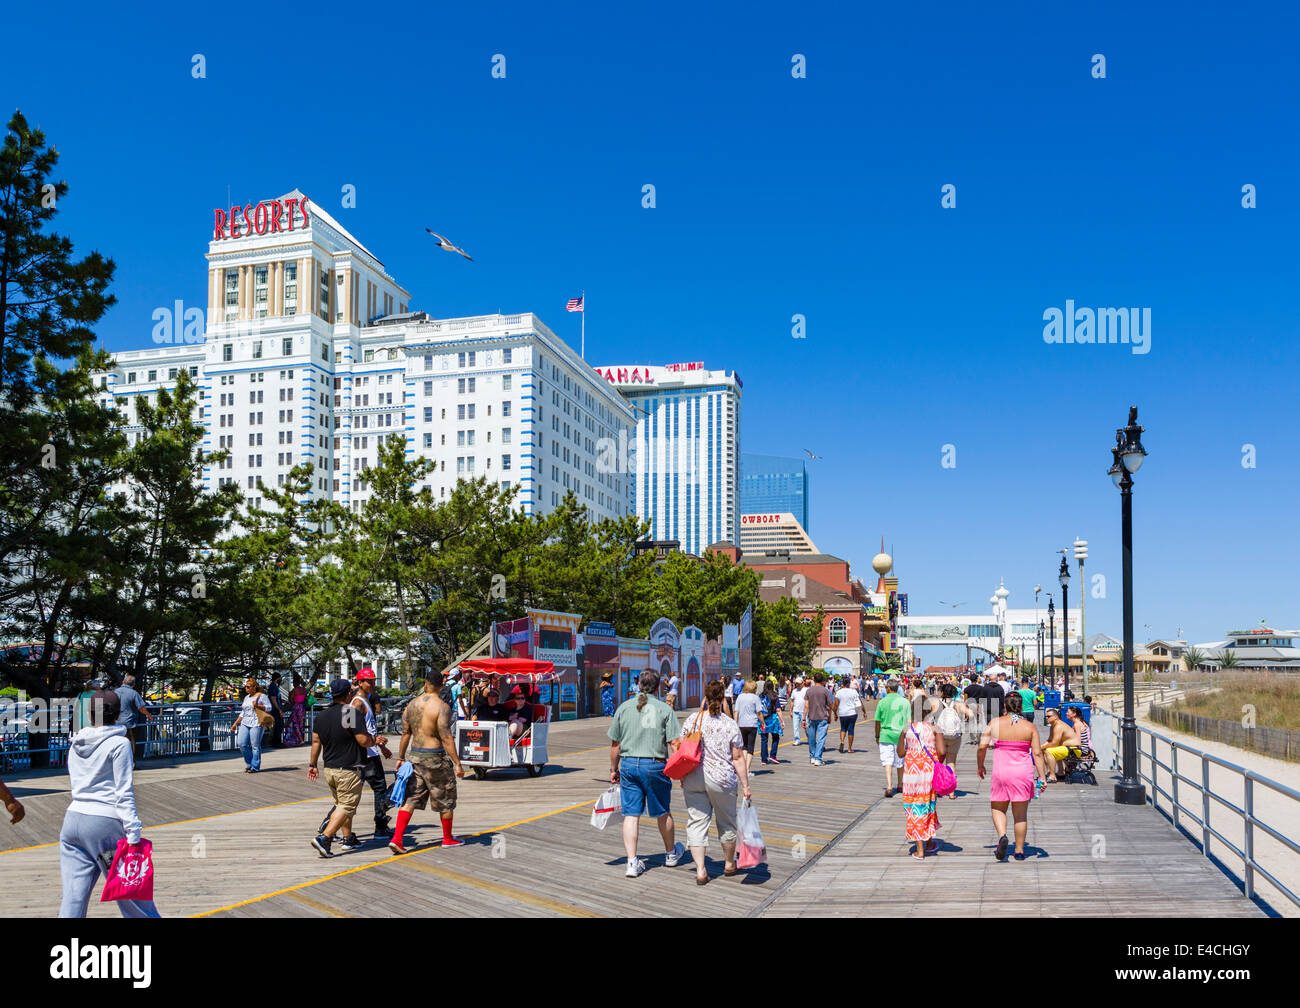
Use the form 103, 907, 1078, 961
665, 674, 680, 710
833, 681, 863, 754
790, 678, 808, 746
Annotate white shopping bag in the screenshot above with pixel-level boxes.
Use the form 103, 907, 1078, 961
737, 798, 765, 868
590, 785, 620, 830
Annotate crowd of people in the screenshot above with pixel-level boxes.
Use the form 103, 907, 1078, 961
604, 666, 1098, 879
4, 658, 1101, 915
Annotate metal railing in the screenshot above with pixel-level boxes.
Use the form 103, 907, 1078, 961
1093, 706, 1300, 912
0, 701, 320, 771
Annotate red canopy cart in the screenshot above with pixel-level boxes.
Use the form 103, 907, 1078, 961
453, 658, 558, 779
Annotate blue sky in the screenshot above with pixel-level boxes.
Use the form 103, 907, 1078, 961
4, 1, 1298, 650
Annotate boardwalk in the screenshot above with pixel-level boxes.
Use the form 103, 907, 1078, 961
0, 709, 1271, 917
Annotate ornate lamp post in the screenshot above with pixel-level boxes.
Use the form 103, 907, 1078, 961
1059, 555, 1071, 699
1075, 539, 1089, 695
1048, 596, 1056, 686
1110, 406, 1148, 805
1034, 584, 1042, 674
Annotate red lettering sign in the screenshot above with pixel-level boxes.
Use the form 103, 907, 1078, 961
212, 196, 312, 240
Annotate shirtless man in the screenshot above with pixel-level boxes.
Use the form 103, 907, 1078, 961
389, 670, 467, 854
1041, 708, 1081, 781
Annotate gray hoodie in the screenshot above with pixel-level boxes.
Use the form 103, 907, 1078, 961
67, 725, 142, 843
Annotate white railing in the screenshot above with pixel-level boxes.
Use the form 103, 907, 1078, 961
1093, 706, 1300, 912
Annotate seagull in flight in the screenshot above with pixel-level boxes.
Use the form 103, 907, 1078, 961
425, 229, 473, 261
803, 449, 822, 460
938, 601, 966, 608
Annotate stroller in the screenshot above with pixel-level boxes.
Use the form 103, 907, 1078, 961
1058, 745, 1098, 785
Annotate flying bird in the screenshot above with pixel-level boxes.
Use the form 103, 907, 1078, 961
425, 229, 473, 261
938, 601, 966, 608
803, 449, 822, 459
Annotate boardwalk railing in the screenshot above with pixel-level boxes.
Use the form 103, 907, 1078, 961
1092, 706, 1300, 912
0, 701, 319, 771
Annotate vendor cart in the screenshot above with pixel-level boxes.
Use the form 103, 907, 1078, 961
453, 657, 556, 779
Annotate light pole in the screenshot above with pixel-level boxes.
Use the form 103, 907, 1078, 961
1075, 539, 1089, 695
1110, 405, 1148, 806
1038, 621, 1045, 683
1034, 584, 1042, 675
1059, 555, 1071, 700
1048, 596, 1056, 687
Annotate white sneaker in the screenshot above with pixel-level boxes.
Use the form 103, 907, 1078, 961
625, 856, 647, 878
664, 842, 686, 867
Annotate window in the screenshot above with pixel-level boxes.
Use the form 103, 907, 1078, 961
282, 337, 292, 356
457, 352, 466, 368
502, 401, 511, 417
501, 455, 511, 470
424, 354, 433, 371
828, 618, 848, 645
253, 341, 262, 359
501, 428, 511, 444
423, 407, 433, 422
502, 375, 511, 391
503, 349, 512, 364
283, 262, 297, 314
424, 381, 433, 396
222, 344, 233, 362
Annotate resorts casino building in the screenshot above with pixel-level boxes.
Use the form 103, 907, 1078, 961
93, 190, 636, 522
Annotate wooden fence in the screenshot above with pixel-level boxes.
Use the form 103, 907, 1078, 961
1149, 702, 1300, 763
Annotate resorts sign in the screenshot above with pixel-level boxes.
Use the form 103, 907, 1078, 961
213, 197, 312, 240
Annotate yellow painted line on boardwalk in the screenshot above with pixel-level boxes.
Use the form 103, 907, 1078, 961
0, 795, 330, 856
193, 796, 600, 918
402, 859, 603, 918
285, 892, 353, 918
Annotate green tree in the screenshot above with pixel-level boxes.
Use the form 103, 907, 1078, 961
1181, 646, 1205, 672
752, 597, 823, 680
1216, 648, 1239, 669
90, 372, 242, 693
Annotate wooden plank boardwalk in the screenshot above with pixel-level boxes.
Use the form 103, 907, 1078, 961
0, 709, 1270, 917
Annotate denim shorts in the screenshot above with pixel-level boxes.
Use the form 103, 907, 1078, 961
619, 757, 672, 817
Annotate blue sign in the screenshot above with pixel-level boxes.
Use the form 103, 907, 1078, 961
899, 593, 908, 615
584, 621, 616, 638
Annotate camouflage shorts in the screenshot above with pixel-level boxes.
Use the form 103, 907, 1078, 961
407, 751, 457, 815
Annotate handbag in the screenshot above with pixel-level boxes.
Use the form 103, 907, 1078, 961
910, 724, 957, 796
100, 838, 154, 902
665, 712, 704, 780
251, 694, 274, 730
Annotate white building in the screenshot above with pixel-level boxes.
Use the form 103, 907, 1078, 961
592, 362, 742, 556
92, 189, 636, 524
739, 512, 818, 555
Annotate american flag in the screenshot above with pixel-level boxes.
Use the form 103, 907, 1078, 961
566, 296, 584, 312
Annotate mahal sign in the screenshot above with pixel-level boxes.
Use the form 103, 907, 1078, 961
213, 196, 312, 241
595, 366, 656, 386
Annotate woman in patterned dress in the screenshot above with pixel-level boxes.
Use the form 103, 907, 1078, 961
896, 698, 945, 860
282, 675, 308, 747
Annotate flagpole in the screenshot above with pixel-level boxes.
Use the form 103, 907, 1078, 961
581, 289, 586, 359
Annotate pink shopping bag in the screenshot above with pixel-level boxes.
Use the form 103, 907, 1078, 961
100, 838, 154, 902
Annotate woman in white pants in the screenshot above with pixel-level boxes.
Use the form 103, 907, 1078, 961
59, 689, 159, 918
678, 680, 751, 884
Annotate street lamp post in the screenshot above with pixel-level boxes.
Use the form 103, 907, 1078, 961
1075, 539, 1089, 696
1038, 622, 1045, 682
1059, 555, 1071, 700
1110, 406, 1148, 806
1034, 584, 1042, 675
1048, 596, 1056, 686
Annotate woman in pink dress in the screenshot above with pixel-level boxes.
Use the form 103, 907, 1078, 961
976, 691, 1046, 861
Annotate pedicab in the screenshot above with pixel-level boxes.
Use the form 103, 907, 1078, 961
453, 657, 556, 779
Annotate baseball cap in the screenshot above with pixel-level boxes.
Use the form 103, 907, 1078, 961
356, 668, 376, 681
329, 678, 352, 698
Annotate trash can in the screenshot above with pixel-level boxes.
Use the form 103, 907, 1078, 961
1042, 690, 1062, 711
